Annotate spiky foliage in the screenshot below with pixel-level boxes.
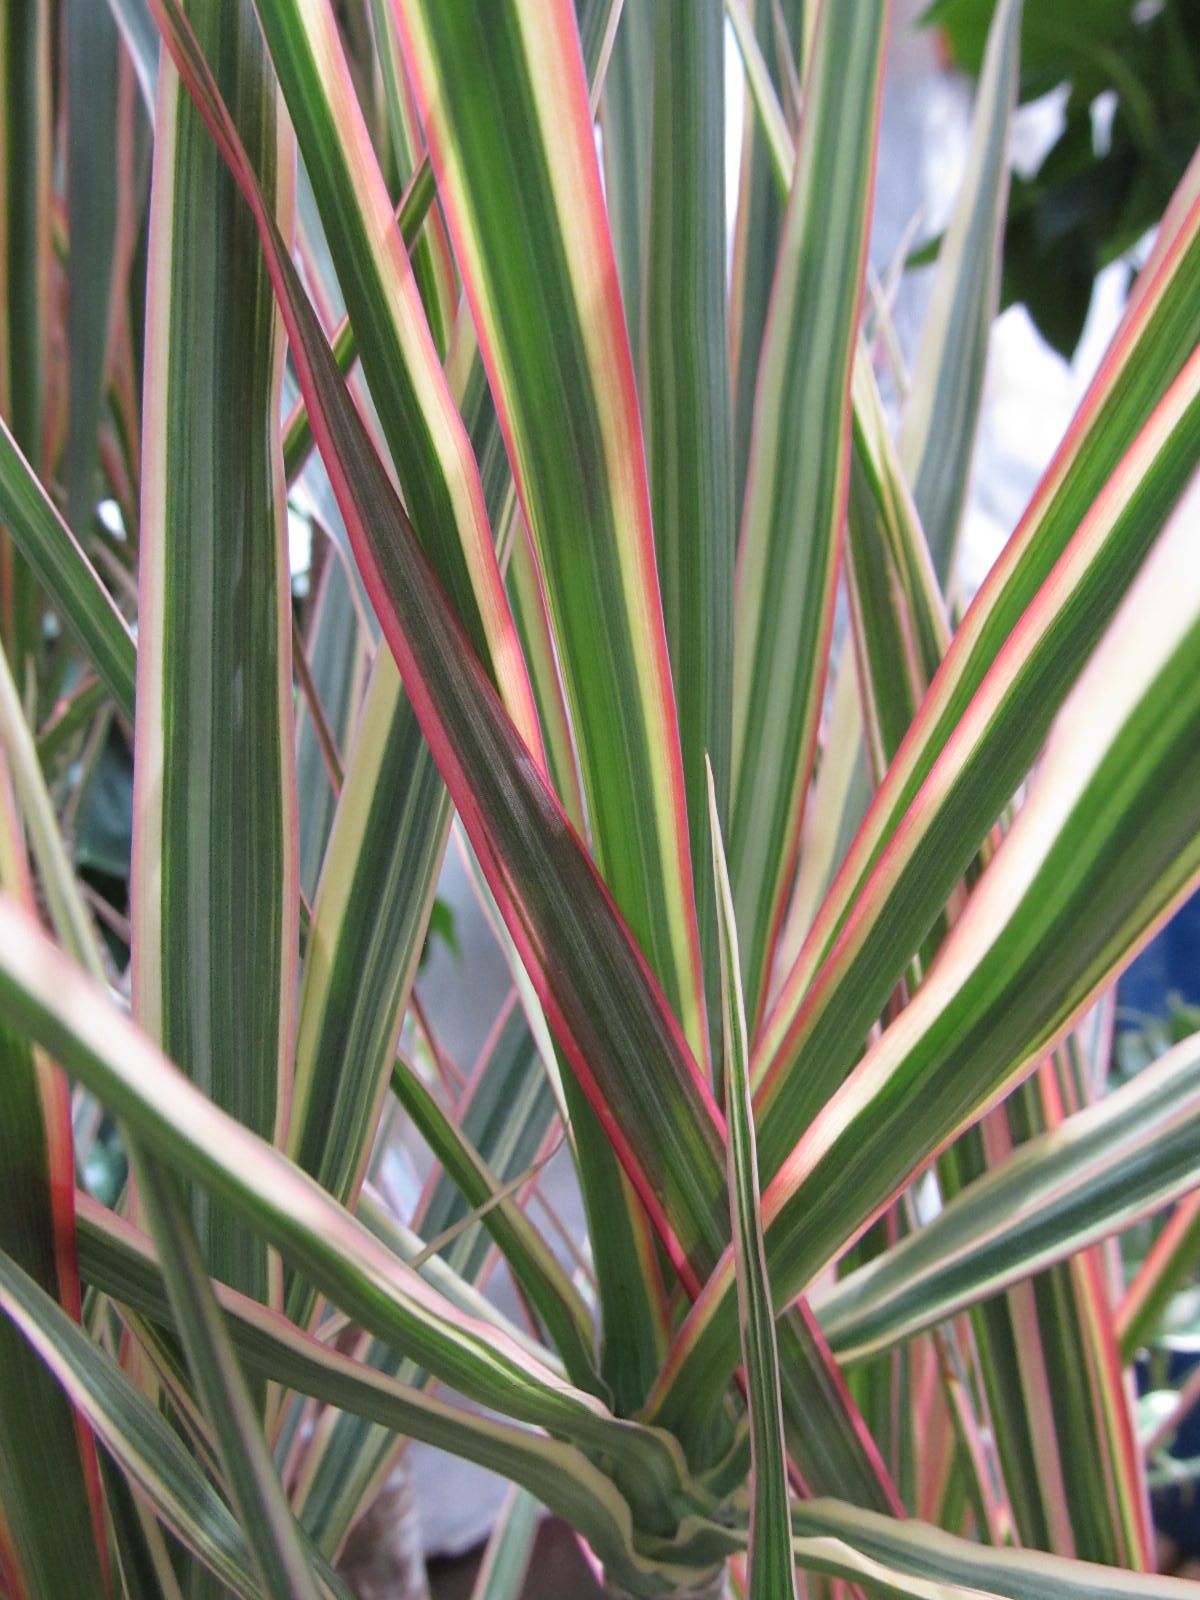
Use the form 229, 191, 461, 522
1, 2, 1200, 1597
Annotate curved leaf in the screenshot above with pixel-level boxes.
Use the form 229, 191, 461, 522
820, 1028, 1200, 1363
653, 490, 1200, 1417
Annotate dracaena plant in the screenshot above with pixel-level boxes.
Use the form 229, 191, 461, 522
2, 0, 1200, 1596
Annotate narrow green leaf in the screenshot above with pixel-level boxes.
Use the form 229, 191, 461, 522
505, 519, 586, 834
788, 1497, 1200, 1600
364, 0, 456, 359
78, 1194, 551, 1409
133, 0, 297, 1310
728, 0, 804, 520
98, 1450, 188, 1600
821, 1027, 1200, 1362
75, 1208, 1177, 1600
756, 338, 1200, 1170
280, 158, 436, 485
287, 655, 445, 1225
0, 898, 707, 1537
397, 0, 707, 1058
159, 0, 721, 1273
708, 763, 797, 1600
845, 356, 950, 784
129, 1154, 323, 1600
757, 177, 1200, 1117
0, 0, 52, 692
643, 1, 735, 1069
0, 759, 107, 1599
65, 0, 120, 542
291, 995, 566, 1549
599, 0, 654, 369
900, 0, 1023, 587
461, 837, 675, 1424
0, 1248, 348, 1600
469, 1488, 538, 1600
937, 1051, 1152, 1566
848, 312, 1150, 1563
74, 1201, 699, 1597
284, 0, 618, 504
390, 1052, 598, 1389
773, 646, 872, 975
294, 555, 367, 900
654, 492, 1200, 1419
0, 423, 136, 720
730, 0, 887, 1020
417, 997, 559, 1282
0, 642, 109, 978
282, 157, 451, 1253
0, 482, 322, 1590
254, 0, 543, 755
